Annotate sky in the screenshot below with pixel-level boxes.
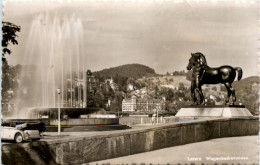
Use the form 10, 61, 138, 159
3, 1, 259, 78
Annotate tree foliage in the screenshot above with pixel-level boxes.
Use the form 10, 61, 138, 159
233, 76, 259, 114
172, 70, 186, 76
2, 63, 22, 103
2, 21, 21, 61
93, 64, 156, 79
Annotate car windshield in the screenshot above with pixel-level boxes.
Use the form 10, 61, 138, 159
1, 121, 45, 132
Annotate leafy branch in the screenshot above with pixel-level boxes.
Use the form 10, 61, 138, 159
2, 21, 21, 61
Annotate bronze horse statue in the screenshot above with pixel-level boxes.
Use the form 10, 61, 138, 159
187, 52, 243, 105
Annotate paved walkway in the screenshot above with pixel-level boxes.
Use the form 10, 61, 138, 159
90, 136, 258, 164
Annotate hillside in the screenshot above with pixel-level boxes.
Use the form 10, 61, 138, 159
202, 76, 259, 114
201, 76, 259, 97
137, 75, 190, 89
233, 76, 259, 114
233, 76, 259, 89
93, 64, 156, 79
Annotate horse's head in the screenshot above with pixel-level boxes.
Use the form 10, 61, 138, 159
187, 53, 197, 70
187, 52, 205, 70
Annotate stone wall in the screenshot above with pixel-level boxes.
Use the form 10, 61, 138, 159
2, 117, 258, 165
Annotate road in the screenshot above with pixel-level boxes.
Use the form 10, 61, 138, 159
89, 135, 258, 164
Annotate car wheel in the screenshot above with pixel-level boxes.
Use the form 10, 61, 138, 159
14, 133, 23, 143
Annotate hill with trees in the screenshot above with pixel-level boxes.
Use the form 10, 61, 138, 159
232, 76, 259, 114
202, 76, 259, 115
93, 64, 156, 79
233, 76, 259, 89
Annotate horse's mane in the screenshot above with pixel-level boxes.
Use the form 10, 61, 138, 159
194, 52, 207, 66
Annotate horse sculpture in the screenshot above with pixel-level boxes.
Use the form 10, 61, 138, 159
187, 52, 243, 105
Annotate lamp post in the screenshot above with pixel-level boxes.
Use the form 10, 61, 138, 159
57, 88, 61, 135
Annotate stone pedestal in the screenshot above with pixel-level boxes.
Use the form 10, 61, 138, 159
175, 105, 253, 117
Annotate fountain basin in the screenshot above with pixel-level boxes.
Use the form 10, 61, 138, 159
29, 107, 120, 126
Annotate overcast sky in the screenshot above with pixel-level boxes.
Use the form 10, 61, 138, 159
3, 1, 259, 77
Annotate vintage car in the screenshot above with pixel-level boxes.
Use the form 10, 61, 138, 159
1, 121, 44, 143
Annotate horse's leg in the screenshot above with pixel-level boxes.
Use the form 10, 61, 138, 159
224, 82, 232, 105
198, 86, 205, 104
195, 76, 203, 105
191, 81, 196, 105
195, 88, 202, 105
229, 83, 236, 105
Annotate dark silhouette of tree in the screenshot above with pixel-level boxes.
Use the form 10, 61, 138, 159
114, 75, 128, 92
2, 21, 21, 62
2, 62, 11, 94
93, 64, 156, 79
93, 91, 105, 108
178, 82, 185, 90
166, 89, 174, 101
172, 70, 186, 76
212, 86, 217, 91
2, 63, 22, 106
154, 85, 159, 99
220, 85, 226, 92
109, 91, 124, 112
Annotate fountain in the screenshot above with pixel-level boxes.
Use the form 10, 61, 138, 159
18, 13, 86, 109
4, 14, 126, 131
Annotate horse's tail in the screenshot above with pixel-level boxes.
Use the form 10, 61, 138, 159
235, 67, 243, 81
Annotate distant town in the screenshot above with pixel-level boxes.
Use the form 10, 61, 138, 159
2, 63, 259, 116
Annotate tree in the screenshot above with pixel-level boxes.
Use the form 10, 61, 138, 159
93, 91, 105, 108
220, 85, 226, 92
2, 62, 11, 94
165, 101, 177, 114
165, 89, 174, 101
178, 82, 185, 90
2, 63, 22, 105
114, 75, 128, 92
212, 86, 217, 91
2, 21, 21, 61
109, 91, 124, 112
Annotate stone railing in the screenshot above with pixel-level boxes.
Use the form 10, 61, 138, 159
2, 117, 258, 165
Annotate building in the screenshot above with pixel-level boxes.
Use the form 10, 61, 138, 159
122, 95, 137, 112
122, 95, 166, 112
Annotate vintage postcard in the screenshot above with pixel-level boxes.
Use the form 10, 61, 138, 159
1, 0, 259, 164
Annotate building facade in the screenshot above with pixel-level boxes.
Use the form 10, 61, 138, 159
122, 95, 165, 112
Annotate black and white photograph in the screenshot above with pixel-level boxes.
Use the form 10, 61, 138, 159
1, 0, 259, 164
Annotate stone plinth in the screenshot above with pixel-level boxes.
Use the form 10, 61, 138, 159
175, 105, 253, 117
